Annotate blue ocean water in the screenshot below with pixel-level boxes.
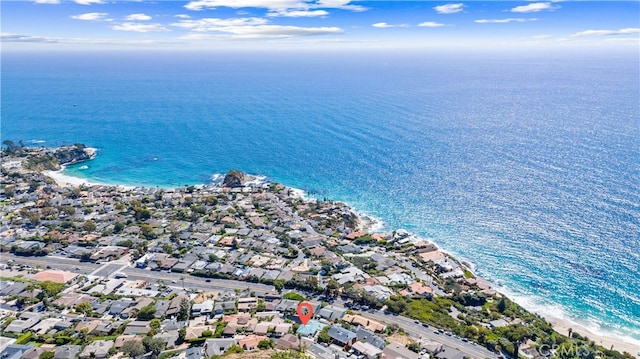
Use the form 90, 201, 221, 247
2, 50, 639, 342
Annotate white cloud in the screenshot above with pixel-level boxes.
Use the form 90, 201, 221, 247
112, 23, 170, 32
75, 0, 105, 5
418, 21, 445, 27
372, 22, 407, 28
172, 17, 269, 31
175, 14, 191, 19
531, 34, 553, 39
172, 16, 342, 39
571, 28, 640, 37
181, 25, 342, 39
511, 2, 558, 13
184, 0, 366, 12
33, 0, 60, 4
313, 0, 366, 12
185, 0, 303, 11
433, 3, 464, 14
2, 33, 58, 43
267, 10, 329, 17
475, 18, 537, 24
70, 12, 109, 21
125, 13, 152, 21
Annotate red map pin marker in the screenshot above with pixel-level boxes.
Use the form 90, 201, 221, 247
296, 302, 314, 325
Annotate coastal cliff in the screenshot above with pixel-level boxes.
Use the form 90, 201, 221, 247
4, 143, 96, 171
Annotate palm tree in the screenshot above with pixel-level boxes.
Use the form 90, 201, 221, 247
180, 276, 185, 290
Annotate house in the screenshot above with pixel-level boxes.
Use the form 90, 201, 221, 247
54, 345, 81, 359
114, 335, 142, 349
32, 270, 78, 284
154, 299, 170, 318
0, 344, 33, 359
4, 312, 40, 333
108, 298, 134, 317
382, 343, 420, 359
306, 343, 334, 359
274, 299, 299, 313
154, 331, 180, 349
276, 334, 302, 350
490, 319, 509, 329
79, 340, 113, 359
203, 338, 238, 357
214, 300, 236, 315
317, 305, 346, 321
192, 300, 214, 316
124, 321, 151, 335
75, 320, 101, 335
328, 325, 357, 348
238, 335, 268, 351
296, 320, 326, 337
185, 346, 203, 359
352, 341, 383, 359
356, 327, 386, 349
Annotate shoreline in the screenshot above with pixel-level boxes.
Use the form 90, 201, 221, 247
43, 167, 134, 190
39, 168, 639, 357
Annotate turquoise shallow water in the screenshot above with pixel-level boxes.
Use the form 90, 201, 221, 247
2, 50, 639, 342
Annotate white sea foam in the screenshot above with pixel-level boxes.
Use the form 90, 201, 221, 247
244, 174, 268, 187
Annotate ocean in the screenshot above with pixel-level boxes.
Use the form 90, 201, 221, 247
2, 49, 639, 342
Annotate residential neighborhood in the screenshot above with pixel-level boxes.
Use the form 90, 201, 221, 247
1, 145, 629, 359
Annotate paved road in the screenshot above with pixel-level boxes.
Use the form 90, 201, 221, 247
122, 267, 275, 293
4, 254, 100, 275
360, 311, 496, 359
3, 253, 274, 294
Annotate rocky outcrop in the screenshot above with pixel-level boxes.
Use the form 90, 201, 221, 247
23, 144, 94, 171
222, 170, 245, 187
54, 144, 94, 165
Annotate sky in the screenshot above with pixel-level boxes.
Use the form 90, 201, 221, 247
1, 0, 639, 51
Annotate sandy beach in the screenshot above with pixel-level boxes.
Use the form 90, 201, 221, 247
545, 316, 640, 357
42, 168, 133, 189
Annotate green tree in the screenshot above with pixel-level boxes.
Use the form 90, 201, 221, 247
142, 337, 165, 359
325, 279, 340, 297
407, 342, 421, 353
226, 344, 243, 354
258, 339, 273, 349
501, 324, 532, 359
134, 207, 151, 221
137, 304, 156, 320
317, 326, 331, 344
81, 220, 97, 232
39, 281, 65, 297
140, 224, 157, 239
385, 295, 407, 314
38, 352, 54, 359
274, 280, 285, 293
149, 318, 161, 330
497, 297, 507, 313
178, 327, 186, 343
75, 302, 93, 317
283, 292, 305, 301
122, 341, 146, 358
177, 298, 191, 321
113, 222, 125, 233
